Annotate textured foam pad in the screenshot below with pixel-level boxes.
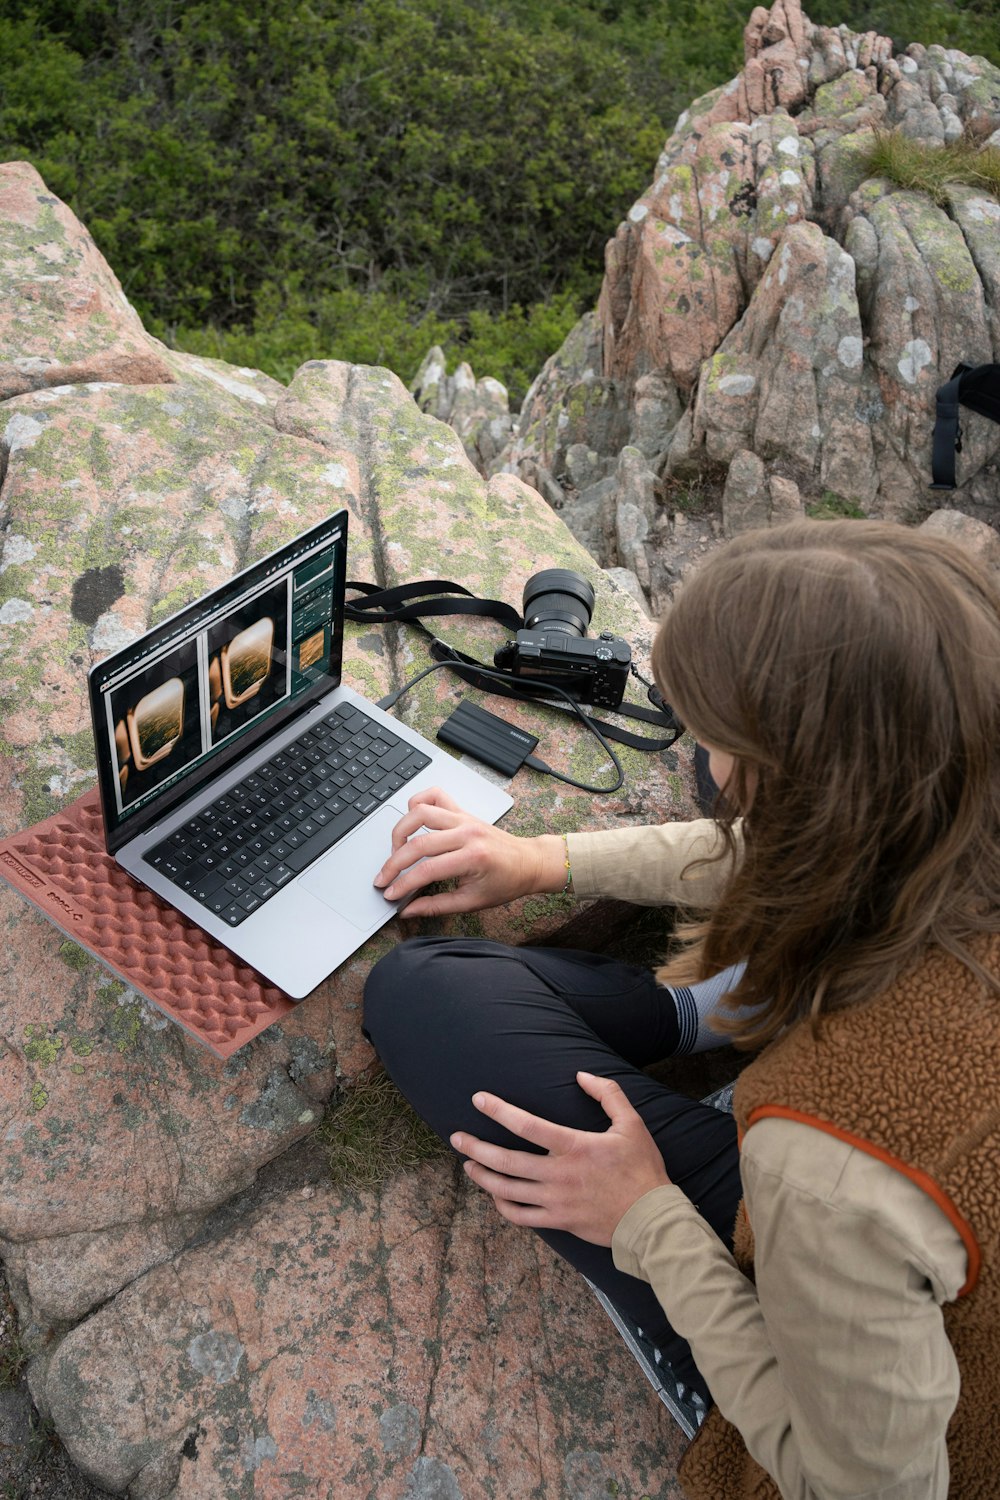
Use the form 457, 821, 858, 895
0, 790, 295, 1058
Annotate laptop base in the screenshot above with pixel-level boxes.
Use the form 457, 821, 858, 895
0, 789, 296, 1058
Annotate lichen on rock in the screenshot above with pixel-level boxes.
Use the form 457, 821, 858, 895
1, 138, 699, 1498
421, 0, 999, 611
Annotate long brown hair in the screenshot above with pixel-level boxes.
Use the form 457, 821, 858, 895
653, 519, 1000, 1047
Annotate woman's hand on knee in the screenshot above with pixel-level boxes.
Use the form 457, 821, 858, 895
450, 1072, 671, 1246
373, 787, 567, 916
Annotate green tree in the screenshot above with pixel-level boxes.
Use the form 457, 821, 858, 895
0, 0, 668, 327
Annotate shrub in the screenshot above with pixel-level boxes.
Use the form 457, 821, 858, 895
170, 284, 583, 406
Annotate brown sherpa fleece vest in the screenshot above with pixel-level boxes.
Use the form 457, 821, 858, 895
678, 936, 1000, 1500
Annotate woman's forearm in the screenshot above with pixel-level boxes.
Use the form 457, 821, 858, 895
566, 819, 739, 906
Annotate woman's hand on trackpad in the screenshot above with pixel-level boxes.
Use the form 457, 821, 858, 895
372, 787, 569, 916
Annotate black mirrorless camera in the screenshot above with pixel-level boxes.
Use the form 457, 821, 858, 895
493, 569, 632, 709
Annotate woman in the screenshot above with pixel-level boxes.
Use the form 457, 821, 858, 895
363, 520, 1000, 1499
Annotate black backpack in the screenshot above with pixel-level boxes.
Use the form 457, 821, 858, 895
931, 362, 1000, 490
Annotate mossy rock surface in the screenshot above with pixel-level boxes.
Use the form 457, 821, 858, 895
1, 162, 700, 1499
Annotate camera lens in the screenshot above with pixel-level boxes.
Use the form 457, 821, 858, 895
522, 569, 595, 639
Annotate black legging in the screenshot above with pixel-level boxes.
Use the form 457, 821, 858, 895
363, 936, 742, 1401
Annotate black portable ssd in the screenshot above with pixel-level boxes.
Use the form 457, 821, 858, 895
437, 699, 539, 776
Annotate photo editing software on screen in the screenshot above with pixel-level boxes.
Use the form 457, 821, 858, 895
91, 515, 346, 842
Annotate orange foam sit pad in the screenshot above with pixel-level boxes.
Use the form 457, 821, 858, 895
0, 789, 296, 1058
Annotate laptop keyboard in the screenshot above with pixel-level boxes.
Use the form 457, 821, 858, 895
144, 703, 431, 928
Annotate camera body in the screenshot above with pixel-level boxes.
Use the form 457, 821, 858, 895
493, 568, 632, 709
494, 629, 632, 708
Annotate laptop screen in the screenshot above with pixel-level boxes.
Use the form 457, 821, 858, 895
89, 510, 348, 854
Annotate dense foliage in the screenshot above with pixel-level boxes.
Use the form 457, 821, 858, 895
1, 0, 997, 400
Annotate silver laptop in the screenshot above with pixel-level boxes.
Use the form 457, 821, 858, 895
88, 510, 512, 998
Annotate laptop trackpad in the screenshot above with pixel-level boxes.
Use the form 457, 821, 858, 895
300, 805, 408, 931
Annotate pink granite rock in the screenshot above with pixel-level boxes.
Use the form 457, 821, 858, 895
0, 161, 174, 398
675, 219, 877, 504
598, 119, 753, 394
920, 509, 1000, 572
40, 1167, 689, 1498
721, 450, 769, 535
738, 0, 813, 120
1, 168, 700, 1498
411, 347, 515, 476
596, 2, 825, 400
497, 311, 630, 486
844, 180, 997, 514
489, 0, 998, 602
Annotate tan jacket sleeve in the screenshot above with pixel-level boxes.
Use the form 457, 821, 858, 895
566, 818, 741, 908
611, 1119, 966, 1499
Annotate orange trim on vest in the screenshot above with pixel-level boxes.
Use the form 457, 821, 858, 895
745, 1104, 981, 1297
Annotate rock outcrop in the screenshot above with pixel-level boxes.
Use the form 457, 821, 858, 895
410, 345, 515, 474
439, 0, 1000, 611
0, 159, 699, 1498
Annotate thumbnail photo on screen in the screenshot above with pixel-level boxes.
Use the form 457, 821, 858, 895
206, 581, 290, 746
297, 625, 326, 672
108, 641, 202, 809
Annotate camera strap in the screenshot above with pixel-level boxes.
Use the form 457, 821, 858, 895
344, 578, 522, 632
931, 362, 1000, 490
345, 579, 683, 753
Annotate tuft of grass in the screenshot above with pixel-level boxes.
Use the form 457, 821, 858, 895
0, 1331, 28, 1391
318, 1070, 449, 1191
806, 492, 867, 520
27, 1413, 63, 1468
658, 464, 727, 517
0, 1280, 28, 1391
862, 129, 1000, 205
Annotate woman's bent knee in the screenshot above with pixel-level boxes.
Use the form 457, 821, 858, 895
362, 935, 476, 1051
362, 935, 525, 1058
363, 937, 517, 1129
363, 938, 428, 1047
